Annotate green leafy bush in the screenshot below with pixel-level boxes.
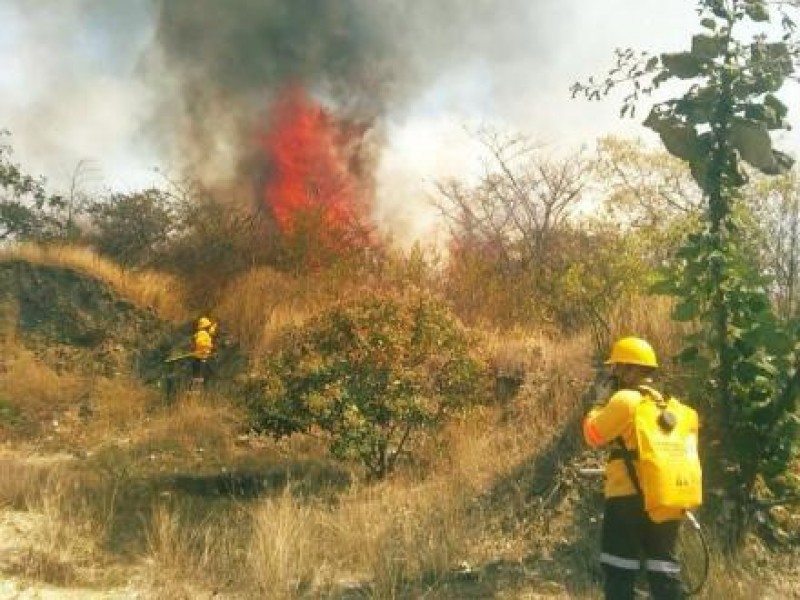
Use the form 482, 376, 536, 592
245, 291, 488, 478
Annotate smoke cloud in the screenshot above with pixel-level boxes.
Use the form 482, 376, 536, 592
0, 0, 158, 191
142, 0, 565, 190
9, 0, 695, 241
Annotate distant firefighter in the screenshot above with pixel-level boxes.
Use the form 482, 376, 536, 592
191, 316, 217, 388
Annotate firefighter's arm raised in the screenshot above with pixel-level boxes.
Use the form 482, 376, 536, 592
582, 390, 639, 448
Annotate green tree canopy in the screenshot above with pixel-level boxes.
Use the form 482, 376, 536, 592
245, 291, 488, 478
0, 133, 66, 242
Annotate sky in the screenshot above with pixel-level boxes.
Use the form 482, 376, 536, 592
1, 0, 799, 242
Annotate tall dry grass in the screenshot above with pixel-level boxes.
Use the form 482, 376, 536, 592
0, 345, 89, 439
0, 455, 60, 509
0, 243, 188, 322
139, 477, 476, 598
135, 394, 243, 460
144, 503, 245, 598
0, 455, 114, 586
605, 294, 688, 367
212, 267, 329, 354
212, 266, 377, 354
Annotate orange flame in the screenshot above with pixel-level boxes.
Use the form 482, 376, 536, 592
258, 86, 373, 262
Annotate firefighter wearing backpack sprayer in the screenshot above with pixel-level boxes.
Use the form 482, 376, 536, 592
583, 337, 702, 600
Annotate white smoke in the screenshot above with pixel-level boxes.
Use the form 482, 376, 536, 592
12, 0, 792, 244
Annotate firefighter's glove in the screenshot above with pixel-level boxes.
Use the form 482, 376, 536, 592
583, 372, 616, 408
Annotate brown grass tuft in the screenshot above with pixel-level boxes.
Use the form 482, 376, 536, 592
136, 395, 243, 459
212, 266, 346, 354
0, 346, 89, 438
0, 456, 60, 509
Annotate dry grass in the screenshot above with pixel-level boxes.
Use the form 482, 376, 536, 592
241, 477, 475, 598
212, 266, 350, 354
247, 490, 324, 598
0, 281, 794, 599
88, 378, 153, 431
0, 457, 110, 586
0, 455, 61, 509
18, 491, 104, 585
1, 347, 86, 409
0, 346, 89, 438
0, 243, 187, 322
135, 395, 243, 459
1, 341, 159, 445
606, 294, 688, 368
144, 503, 245, 597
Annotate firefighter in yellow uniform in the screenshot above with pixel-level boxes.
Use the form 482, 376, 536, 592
191, 316, 217, 388
583, 337, 685, 600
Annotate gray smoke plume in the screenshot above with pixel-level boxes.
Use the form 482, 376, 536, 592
3, 0, 574, 238
0, 0, 158, 192
142, 0, 562, 189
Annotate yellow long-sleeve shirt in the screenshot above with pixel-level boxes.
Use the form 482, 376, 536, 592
192, 330, 214, 360
583, 388, 643, 498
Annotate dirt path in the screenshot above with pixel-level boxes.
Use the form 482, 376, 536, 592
0, 510, 143, 600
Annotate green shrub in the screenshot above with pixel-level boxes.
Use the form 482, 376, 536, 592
246, 291, 488, 478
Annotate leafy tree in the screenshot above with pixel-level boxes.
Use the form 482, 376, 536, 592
575, 0, 800, 546
595, 136, 703, 268
434, 129, 650, 337
746, 172, 800, 319
88, 189, 179, 267
156, 195, 278, 307
0, 133, 66, 242
245, 292, 487, 479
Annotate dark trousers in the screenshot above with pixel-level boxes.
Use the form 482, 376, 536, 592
191, 358, 211, 382
601, 495, 685, 600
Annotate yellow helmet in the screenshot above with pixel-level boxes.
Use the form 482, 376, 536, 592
605, 336, 658, 368
197, 316, 213, 330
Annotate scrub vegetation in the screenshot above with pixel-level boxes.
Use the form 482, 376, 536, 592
2, 1, 800, 597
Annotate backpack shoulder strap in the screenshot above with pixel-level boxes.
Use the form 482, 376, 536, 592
615, 437, 644, 497
637, 384, 666, 406
614, 387, 647, 497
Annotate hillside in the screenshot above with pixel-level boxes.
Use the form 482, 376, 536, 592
0, 259, 170, 377
0, 252, 797, 599
0, 255, 246, 392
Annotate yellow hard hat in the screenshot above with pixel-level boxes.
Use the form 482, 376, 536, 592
605, 336, 658, 368
197, 316, 213, 330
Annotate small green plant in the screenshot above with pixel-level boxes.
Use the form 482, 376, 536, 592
0, 396, 23, 426
246, 291, 487, 478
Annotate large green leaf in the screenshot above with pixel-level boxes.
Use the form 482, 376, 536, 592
677, 97, 714, 124
691, 34, 726, 60
729, 117, 777, 172
661, 52, 704, 78
760, 149, 795, 176
659, 124, 704, 161
689, 156, 710, 191
764, 94, 788, 119
644, 110, 705, 161
744, 103, 780, 129
674, 300, 698, 322
700, 17, 717, 30
745, 1, 770, 22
